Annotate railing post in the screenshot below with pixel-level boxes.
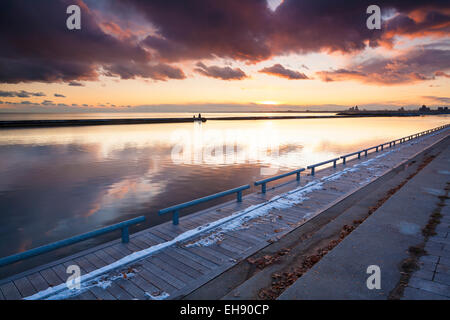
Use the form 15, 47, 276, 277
311, 167, 315, 176
342, 157, 346, 165
173, 209, 179, 225
381, 145, 384, 151
333, 160, 337, 168
121, 227, 130, 243
364, 150, 368, 157
358, 152, 361, 159
261, 183, 266, 194
237, 190, 243, 202
296, 171, 300, 181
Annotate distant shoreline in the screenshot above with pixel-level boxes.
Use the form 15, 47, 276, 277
1, 113, 447, 129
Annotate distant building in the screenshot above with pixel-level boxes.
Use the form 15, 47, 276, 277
419, 105, 430, 112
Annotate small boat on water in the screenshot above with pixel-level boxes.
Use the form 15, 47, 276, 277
193, 113, 207, 122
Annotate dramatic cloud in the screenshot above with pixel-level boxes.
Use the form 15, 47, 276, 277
0, 0, 182, 83
259, 64, 309, 79
103, 62, 186, 81
54, 93, 66, 98
0, 0, 449, 84
0, 90, 46, 97
194, 62, 247, 80
317, 48, 450, 85
135, 0, 272, 63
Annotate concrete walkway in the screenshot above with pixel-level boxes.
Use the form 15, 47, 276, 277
279, 140, 450, 300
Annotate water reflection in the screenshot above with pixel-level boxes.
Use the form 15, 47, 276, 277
0, 116, 448, 273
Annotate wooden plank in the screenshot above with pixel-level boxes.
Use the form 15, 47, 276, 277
183, 247, 223, 266
130, 237, 151, 250
130, 237, 149, 250
73, 256, 96, 273
147, 256, 195, 283
202, 244, 239, 260
103, 281, 134, 300
164, 248, 211, 273
136, 267, 177, 293
104, 245, 129, 260
140, 260, 186, 290
52, 263, 70, 283
78, 290, 98, 300
13, 277, 36, 297
173, 247, 218, 269
94, 250, 116, 265
0, 282, 22, 300
149, 229, 173, 242
222, 232, 257, 250
123, 242, 142, 253
227, 230, 264, 246
84, 253, 108, 269
127, 272, 160, 296
114, 277, 148, 300
40, 268, 64, 287
157, 252, 204, 278
27, 272, 50, 292
134, 234, 157, 247
153, 224, 182, 239
216, 238, 247, 254
142, 231, 166, 244
89, 286, 116, 300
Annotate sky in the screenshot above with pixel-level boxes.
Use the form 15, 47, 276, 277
0, 0, 449, 113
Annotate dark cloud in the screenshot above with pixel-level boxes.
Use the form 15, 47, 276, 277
0, 0, 183, 83
259, 64, 309, 79
122, 0, 450, 62
316, 48, 450, 85
0, 90, 46, 97
0, 0, 449, 84
54, 93, 66, 98
135, 0, 272, 63
68, 81, 85, 86
103, 62, 186, 81
41, 100, 54, 105
194, 62, 247, 80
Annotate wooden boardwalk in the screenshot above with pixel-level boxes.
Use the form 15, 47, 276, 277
0, 128, 449, 300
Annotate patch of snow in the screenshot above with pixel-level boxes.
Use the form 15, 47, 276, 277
145, 291, 170, 300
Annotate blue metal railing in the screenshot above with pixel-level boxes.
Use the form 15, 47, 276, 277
307, 157, 340, 176
254, 168, 305, 193
0, 216, 145, 268
159, 185, 250, 225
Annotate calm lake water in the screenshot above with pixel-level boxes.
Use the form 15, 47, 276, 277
0, 112, 335, 121
0, 115, 448, 276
